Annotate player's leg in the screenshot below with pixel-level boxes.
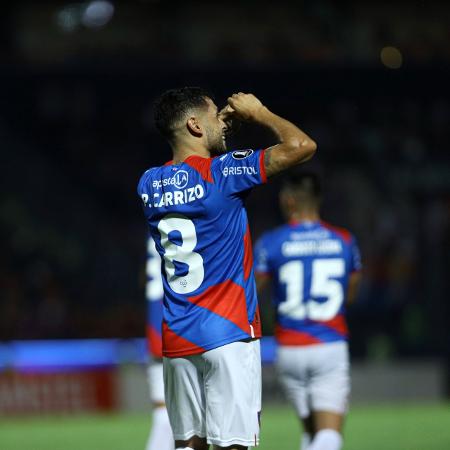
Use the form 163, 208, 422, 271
175, 435, 209, 450
276, 346, 311, 450
146, 361, 174, 450
212, 445, 247, 450
307, 342, 350, 450
203, 339, 262, 450
163, 355, 209, 450
300, 415, 314, 450
307, 411, 344, 450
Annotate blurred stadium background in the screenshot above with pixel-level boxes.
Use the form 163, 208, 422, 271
1, 1, 449, 449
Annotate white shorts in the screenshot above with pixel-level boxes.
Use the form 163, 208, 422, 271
147, 362, 166, 404
276, 341, 350, 418
163, 339, 261, 447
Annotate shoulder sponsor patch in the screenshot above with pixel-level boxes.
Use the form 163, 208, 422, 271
232, 149, 254, 160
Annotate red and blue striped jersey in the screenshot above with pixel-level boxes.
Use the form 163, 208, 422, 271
138, 149, 266, 357
146, 237, 164, 358
254, 220, 361, 346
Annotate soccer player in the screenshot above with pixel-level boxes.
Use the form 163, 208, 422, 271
137, 87, 316, 450
145, 236, 174, 450
254, 172, 362, 450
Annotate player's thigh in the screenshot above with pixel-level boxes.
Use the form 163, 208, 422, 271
309, 342, 350, 417
203, 339, 261, 448
147, 360, 165, 405
163, 355, 206, 439
276, 346, 310, 418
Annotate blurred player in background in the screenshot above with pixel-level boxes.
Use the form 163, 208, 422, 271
145, 237, 174, 450
254, 172, 362, 450
137, 87, 316, 450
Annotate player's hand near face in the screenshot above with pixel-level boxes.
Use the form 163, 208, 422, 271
227, 93, 265, 122
226, 92, 317, 177
218, 104, 236, 135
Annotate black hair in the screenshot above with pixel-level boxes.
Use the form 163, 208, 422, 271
153, 87, 213, 140
283, 171, 322, 199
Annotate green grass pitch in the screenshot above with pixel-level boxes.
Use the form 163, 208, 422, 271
1, 403, 449, 450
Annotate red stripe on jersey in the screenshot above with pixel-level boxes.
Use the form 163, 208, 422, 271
146, 324, 163, 358
164, 160, 173, 166
184, 155, 214, 183
162, 322, 206, 357
188, 279, 251, 335
320, 314, 348, 336
259, 149, 267, 183
320, 221, 352, 244
243, 224, 254, 281
275, 325, 323, 346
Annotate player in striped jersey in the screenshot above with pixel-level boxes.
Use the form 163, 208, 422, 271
138, 88, 317, 450
254, 172, 362, 450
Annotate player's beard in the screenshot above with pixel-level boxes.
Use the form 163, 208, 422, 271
206, 126, 227, 156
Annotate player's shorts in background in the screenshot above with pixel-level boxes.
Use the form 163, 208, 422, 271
163, 339, 261, 447
276, 341, 350, 418
147, 361, 165, 404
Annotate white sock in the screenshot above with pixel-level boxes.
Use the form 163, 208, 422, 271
176, 448, 195, 450
307, 429, 342, 450
301, 432, 312, 450
146, 406, 174, 450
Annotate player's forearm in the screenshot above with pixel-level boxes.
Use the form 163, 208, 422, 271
347, 272, 362, 305
254, 107, 317, 177
255, 273, 270, 294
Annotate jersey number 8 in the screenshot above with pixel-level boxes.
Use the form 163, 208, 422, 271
158, 214, 204, 294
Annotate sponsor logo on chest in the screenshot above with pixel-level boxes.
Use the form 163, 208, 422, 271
222, 166, 257, 177
153, 170, 189, 189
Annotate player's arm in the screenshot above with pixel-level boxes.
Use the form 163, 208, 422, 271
253, 235, 273, 294
227, 93, 317, 178
255, 272, 271, 294
347, 271, 362, 305
347, 235, 363, 305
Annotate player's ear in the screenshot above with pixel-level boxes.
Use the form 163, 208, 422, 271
186, 117, 203, 137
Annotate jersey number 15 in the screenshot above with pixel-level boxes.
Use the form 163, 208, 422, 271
278, 259, 345, 321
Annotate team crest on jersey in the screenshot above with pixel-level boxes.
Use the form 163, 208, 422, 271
173, 170, 189, 189
232, 149, 254, 160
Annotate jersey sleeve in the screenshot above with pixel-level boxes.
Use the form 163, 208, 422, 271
349, 235, 362, 273
211, 149, 267, 197
254, 233, 271, 275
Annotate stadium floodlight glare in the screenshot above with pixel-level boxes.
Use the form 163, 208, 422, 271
380, 46, 403, 69
82, 0, 115, 28
56, 5, 81, 33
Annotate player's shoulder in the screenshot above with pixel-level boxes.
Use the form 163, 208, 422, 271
137, 166, 159, 192
211, 148, 259, 167
182, 155, 215, 183
319, 221, 355, 244
257, 223, 291, 247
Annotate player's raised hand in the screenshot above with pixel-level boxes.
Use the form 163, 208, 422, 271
227, 92, 265, 122
218, 104, 240, 136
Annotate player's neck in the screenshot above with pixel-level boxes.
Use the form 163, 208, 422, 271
171, 140, 210, 164
289, 210, 320, 223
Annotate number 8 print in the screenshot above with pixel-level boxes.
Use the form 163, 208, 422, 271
157, 214, 205, 294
